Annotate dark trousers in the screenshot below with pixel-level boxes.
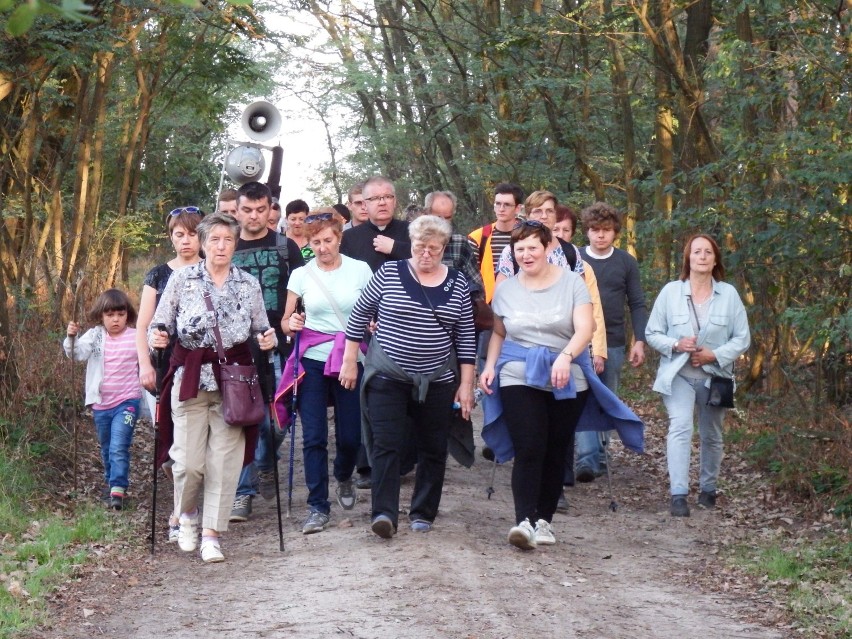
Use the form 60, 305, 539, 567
501, 385, 588, 525
365, 376, 456, 527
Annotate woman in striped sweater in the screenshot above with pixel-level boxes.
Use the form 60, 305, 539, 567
340, 215, 476, 539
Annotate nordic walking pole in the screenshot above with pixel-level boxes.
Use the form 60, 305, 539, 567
151, 323, 167, 555
70, 278, 85, 494
482, 446, 498, 499
259, 342, 284, 551
287, 298, 304, 519
70, 329, 78, 494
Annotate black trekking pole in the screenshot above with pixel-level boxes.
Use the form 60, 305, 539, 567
150, 323, 167, 555
259, 344, 285, 552
482, 446, 498, 499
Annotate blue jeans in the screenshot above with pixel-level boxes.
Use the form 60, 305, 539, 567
92, 399, 140, 490
663, 373, 726, 496
235, 356, 284, 498
574, 345, 625, 475
298, 358, 362, 514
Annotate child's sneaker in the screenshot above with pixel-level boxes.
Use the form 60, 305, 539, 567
109, 487, 126, 511
168, 521, 180, 543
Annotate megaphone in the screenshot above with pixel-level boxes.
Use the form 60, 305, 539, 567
224, 146, 265, 184
240, 100, 282, 142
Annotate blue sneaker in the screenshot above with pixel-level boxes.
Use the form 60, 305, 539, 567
410, 519, 432, 532
371, 514, 395, 538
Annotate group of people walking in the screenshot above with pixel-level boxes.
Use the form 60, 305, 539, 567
63, 176, 750, 561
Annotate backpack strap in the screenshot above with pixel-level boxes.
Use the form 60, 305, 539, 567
274, 233, 290, 279
557, 238, 577, 271
477, 223, 492, 267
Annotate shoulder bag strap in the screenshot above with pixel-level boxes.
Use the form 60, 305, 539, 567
406, 262, 455, 341
304, 264, 348, 330
202, 288, 228, 363
686, 295, 701, 334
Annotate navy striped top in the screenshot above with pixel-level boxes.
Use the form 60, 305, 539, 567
346, 260, 476, 383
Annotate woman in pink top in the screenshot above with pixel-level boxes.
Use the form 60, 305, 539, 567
64, 289, 141, 510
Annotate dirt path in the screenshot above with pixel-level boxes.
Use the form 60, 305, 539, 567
33, 408, 785, 639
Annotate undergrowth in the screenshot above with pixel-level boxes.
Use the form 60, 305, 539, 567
733, 533, 852, 637
0, 309, 130, 639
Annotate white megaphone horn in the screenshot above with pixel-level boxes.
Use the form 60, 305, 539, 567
240, 100, 282, 142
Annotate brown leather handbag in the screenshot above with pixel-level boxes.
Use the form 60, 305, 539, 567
204, 290, 266, 427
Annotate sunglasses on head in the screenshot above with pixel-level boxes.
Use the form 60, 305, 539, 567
513, 219, 545, 230
305, 212, 335, 223
169, 206, 204, 217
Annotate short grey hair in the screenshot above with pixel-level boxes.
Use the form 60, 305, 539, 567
363, 175, 395, 195
409, 214, 452, 246
197, 211, 240, 245
423, 190, 457, 215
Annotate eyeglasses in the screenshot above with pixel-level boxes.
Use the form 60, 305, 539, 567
494, 202, 517, 209
305, 212, 335, 224
412, 243, 445, 255
169, 206, 203, 217
364, 194, 396, 204
529, 208, 556, 218
513, 219, 545, 230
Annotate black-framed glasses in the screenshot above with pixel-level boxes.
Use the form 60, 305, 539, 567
513, 219, 545, 230
305, 212, 335, 224
169, 206, 204, 217
364, 194, 396, 204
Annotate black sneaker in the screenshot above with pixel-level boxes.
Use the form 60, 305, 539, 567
109, 495, 124, 511
257, 470, 277, 500
336, 479, 358, 510
556, 490, 569, 513
670, 495, 690, 517
354, 474, 372, 490
698, 491, 717, 509
229, 494, 252, 522
575, 465, 595, 483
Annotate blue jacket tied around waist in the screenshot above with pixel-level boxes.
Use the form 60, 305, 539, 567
481, 341, 644, 463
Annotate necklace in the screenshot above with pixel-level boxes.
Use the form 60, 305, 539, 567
691, 288, 712, 306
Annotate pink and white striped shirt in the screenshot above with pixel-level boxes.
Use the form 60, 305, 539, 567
92, 327, 142, 410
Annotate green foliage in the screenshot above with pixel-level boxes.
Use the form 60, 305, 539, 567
734, 535, 852, 636
0, 501, 126, 637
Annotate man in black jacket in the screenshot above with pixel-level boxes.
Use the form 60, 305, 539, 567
340, 176, 411, 488
340, 176, 411, 272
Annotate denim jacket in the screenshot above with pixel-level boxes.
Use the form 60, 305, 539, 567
645, 279, 750, 396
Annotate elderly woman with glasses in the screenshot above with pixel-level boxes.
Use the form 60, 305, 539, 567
149, 212, 276, 563
277, 209, 373, 535
136, 206, 204, 542
340, 215, 476, 538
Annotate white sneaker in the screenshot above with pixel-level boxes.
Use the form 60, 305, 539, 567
200, 539, 224, 563
508, 518, 537, 550
168, 523, 180, 543
534, 519, 555, 545
177, 515, 198, 552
